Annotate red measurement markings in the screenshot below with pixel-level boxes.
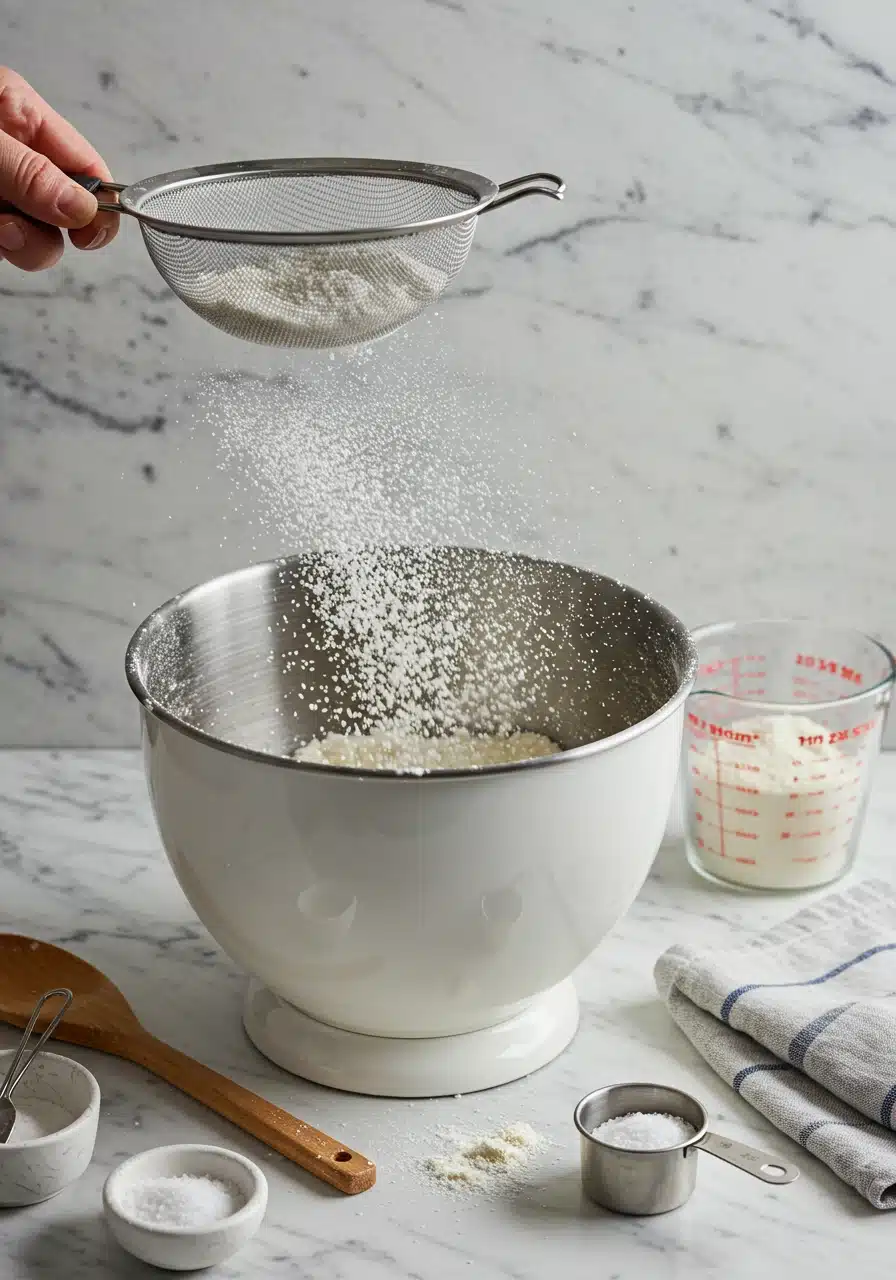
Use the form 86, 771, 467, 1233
691, 778, 757, 788
798, 720, 876, 747
688, 714, 760, 743
781, 818, 852, 841
713, 739, 725, 860
695, 797, 760, 816
731, 654, 741, 699
697, 654, 766, 694
787, 778, 860, 793
795, 653, 863, 686
691, 768, 761, 788
692, 767, 760, 788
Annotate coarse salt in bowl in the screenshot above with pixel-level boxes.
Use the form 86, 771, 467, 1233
103, 1144, 267, 1272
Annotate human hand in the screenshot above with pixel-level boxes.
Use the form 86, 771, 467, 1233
0, 66, 118, 271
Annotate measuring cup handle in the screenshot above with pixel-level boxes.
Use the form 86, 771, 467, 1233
696, 1131, 799, 1185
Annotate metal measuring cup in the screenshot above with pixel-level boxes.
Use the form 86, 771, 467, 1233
574, 1083, 799, 1215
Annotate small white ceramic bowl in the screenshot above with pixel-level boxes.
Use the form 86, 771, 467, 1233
103, 1144, 268, 1272
0, 1048, 101, 1206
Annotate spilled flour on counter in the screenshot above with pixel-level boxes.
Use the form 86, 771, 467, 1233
425, 1121, 546, 1191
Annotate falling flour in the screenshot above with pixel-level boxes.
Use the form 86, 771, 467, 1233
196, 243, 448, 345
425, 1121, 546, 1191
189, 346, 597, 756
593, 1112, 696, 1151
293, 726, 561, 772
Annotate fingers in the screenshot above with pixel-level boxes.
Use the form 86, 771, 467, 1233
69, 201, 119, 253
0, 66, 118, 266
0, 214, 63, 271
0, 66, 111, 180
0, 127, 98, 226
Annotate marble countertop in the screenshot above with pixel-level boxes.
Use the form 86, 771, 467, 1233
1, 749, 894, 1278
5, 0, 896, 748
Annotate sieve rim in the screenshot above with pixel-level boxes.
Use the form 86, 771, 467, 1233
119, 157, 498, 244
125, 548, 698, 782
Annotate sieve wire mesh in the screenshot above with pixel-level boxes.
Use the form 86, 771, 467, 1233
134, 171, 480, 348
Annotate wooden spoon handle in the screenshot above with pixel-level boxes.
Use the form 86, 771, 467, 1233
128, 1032, 375, 1194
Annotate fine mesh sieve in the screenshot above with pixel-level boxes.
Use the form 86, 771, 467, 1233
13, 159, 564, 348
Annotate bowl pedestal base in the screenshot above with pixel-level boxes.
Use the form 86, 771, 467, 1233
242, 979, 579, 1097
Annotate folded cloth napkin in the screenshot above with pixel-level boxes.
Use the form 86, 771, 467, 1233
655, 879, 896, 1208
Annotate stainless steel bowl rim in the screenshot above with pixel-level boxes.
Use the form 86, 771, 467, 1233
573, 1083, 709, 1152
126, 549, 698, 781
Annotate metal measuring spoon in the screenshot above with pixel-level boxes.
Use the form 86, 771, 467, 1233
0, 988, 73, 1143
575, 1082, 800, 1215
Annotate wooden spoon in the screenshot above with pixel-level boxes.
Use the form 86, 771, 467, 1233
0, 935, 375, 1195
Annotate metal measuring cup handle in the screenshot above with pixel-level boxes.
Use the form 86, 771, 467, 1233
696, 1131, 799, 1184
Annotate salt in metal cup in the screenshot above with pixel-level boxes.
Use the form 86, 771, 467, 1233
574, 1083, 799, 1215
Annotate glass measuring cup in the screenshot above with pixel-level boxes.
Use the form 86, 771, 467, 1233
682, 621, 895, 891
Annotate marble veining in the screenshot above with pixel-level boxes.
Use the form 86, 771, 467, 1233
2, 0, 896, 745
1, 747, 895, 1275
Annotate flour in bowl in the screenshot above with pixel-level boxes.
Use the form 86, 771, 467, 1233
293, 725, 561, 773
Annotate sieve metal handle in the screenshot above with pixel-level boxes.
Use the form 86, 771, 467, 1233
482, 172, 566, 213
0, 174, 125, 224
697, 1131, 799, 1184
93, 180, 127, 215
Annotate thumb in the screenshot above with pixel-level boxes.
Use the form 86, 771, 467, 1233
0, 129, 97, 227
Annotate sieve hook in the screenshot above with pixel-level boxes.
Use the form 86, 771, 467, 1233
483, 173, 565, 213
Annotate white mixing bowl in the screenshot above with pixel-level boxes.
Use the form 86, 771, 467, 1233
127, 547, 696, 1095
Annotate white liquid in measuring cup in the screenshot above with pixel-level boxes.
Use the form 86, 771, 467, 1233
687, 712, 871, 889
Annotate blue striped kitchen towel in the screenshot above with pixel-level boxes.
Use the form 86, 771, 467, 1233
654, 879, 896, 1208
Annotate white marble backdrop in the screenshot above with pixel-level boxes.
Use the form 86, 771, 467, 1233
2, 0, 895, 745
